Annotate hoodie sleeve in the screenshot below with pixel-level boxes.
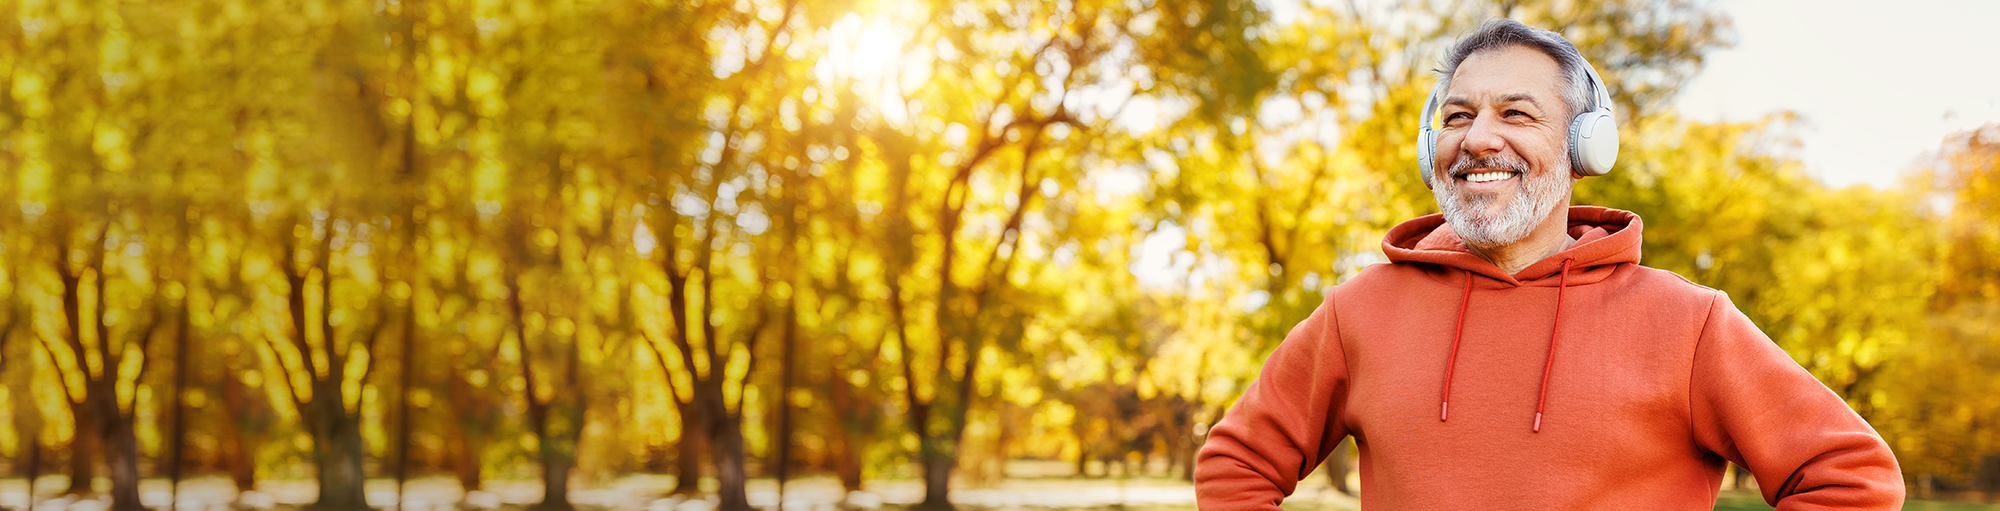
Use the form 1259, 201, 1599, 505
1689, 291, 1905, 510
1194, 294, 1350, 510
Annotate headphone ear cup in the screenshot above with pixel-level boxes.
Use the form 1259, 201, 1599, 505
1419, 128, 1437, 189
1567, 109, 1619, 177
1416, 78, 1448, 190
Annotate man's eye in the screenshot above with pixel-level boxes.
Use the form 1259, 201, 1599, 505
1506, 109, 1529, 118
1445, 112, 1471, 123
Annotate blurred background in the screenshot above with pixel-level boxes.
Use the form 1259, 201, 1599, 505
1, 0, 1997, 510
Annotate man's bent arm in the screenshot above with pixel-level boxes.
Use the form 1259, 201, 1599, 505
1689, 291, 1905, 510
1195, 293, 1351, 510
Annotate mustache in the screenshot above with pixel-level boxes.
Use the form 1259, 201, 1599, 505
1447, 154, 1531, 176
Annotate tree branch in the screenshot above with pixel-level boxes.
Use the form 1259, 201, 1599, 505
0, 301, 19, 376
729, 301, 770, 415
279, 218, 323, 382
319, 211, 342, 384
123, 301, 166, 415
355, 304, 389, 393
92, 221, 115, 384
259, 333, 310, 414
38, 335, 80, 406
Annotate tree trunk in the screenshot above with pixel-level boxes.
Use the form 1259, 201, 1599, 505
654, 184, 758, 511
311, 426, 370, 511
643, 334, 704, 497
6, 315, 40, 501
535, 453, 574, 511
669, 410, 704, 496
528, 351, 584, 511
394, 311, 416, 511
219, 358, 258, 494
393, 2, 424, 505
773, 301, 798, 500
91, 337, 147, 511
827, 376, 864, 493
58, 242, 94, 500
79, 221, 146, 511
705, 406, 751, 511
659, 258, 753, 510
64, 403, 95, 496
908, 398, 958, 511
274, 216, 373, 511
1326, 437, 1353, 495
1076, 450, 1089, 479
448, 428, 483, 493
308, 380, 370, 511
531, 414, 579, 511
511, 284, 561, 511
169, 302, 192, 511
30, 437, 45, 495
22, 377, 45, 501
222, 432, 255, 493
917, 448, 955, 511
26, 437, 44, 501
830, 434, 863, 493
446, 372, 488, 495
96, 400, 144, 511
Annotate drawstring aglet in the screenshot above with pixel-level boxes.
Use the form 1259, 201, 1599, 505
1440, 270, 1474, 426
1529, 258, 1573, 434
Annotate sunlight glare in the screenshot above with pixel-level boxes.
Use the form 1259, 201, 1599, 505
818, 14, 902, 83
817, 10, 931, 127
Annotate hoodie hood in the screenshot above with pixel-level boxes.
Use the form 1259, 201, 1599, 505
1383, 206, 1643, 286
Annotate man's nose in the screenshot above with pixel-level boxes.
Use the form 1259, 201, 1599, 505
1461, 114, 1506, 156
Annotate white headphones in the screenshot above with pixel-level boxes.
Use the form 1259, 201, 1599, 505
1417, 56, 1619, 188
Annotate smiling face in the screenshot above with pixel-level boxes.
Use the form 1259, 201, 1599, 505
1431, 45, 1576, 248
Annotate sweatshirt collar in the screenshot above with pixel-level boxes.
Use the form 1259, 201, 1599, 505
1382, 206, 1644, 287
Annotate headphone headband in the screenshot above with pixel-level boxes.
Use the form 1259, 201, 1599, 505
1580, 59, 1613, 115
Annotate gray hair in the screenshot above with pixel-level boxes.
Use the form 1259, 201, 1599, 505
1435, 19, 1596, 121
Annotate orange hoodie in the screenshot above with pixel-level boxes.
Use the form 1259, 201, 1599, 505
1194, 207, 1903, 510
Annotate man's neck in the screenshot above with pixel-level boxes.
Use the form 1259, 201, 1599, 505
1466, 203, 1576, 276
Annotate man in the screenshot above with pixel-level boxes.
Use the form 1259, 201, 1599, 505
1193, 19, 1904, 510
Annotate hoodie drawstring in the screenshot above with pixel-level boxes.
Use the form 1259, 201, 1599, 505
1440, 269, 1475, 422
1439, 258, 1576, 433
1533, 258, 1574, 432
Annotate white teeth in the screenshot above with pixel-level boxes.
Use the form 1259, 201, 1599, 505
1464, 171, 1514, 183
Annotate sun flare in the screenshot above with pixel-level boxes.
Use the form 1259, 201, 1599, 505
814, 10, 936, 126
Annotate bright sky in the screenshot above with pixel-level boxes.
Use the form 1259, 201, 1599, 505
1672, 0, 2000, 189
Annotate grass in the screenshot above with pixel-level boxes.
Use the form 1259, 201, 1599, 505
1714, 489, 1999, 511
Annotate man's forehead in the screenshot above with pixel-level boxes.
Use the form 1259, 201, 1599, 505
1445, 45, 1562, 102
1442, 92, 1545, 111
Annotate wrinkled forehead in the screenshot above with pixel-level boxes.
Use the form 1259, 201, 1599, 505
1445, 45, 1565, 104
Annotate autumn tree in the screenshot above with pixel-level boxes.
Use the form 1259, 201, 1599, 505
1894, 124, 2000, 494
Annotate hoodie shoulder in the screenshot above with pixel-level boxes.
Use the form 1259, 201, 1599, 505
1608, 263, 1729, 317
1625, 264, 1716, 292
1328, 262, 1453, 307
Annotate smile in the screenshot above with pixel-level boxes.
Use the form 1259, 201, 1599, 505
1462, 171, 1516, 183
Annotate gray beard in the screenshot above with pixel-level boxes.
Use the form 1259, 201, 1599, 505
1433, 154, 1571, 248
